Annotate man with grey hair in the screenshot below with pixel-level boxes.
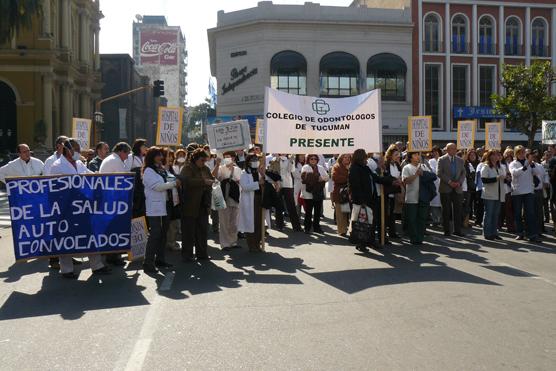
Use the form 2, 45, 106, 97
436, 143, 466, 237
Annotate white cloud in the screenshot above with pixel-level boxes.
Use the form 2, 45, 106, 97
99, 0, 347, 106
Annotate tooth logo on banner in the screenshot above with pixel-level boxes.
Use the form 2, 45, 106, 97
312, 99, 331, 115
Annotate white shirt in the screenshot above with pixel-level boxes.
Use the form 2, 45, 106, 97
481, 165, 506, 202
0, 157, 44, 183
509, 159, 534, 196
43, 152, 62, 175
128, 155, 144, 170
300, 164, 329, 200
99, 153, 130, 173
49, 156, 91, 175
276, 156, 294, 189
367, 158, 382, 196
532, 161, 546, 191
402, 163, 420, 204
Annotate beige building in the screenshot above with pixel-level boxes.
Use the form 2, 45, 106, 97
0, 0, 102, 153
207, 1, 413, 140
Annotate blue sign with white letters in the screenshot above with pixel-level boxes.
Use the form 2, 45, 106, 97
5, 174, 134, 261
453, 106, 507, 119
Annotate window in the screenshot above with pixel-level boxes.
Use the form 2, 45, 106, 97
319, 52, 359, 97
479, 66, 496, 129
366, 53, 406, 101
505, 17, 521, 56
479, 16, 495, 54
452, 15, 468, 53
424, 14, 440, 52
452, 65, 468, 128
425, 64, 441, 129
270, 51, 307, 95
532, 19, 547, 57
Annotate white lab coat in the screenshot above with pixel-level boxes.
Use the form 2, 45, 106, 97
49, 156, 101, 274
293, 163, 303, 206
143, 167, 176, 217
127, 155, 144, 170
428, 158, 441, 207
43, 152, 62, 175
99, 153, 130, 173
238, 171, 260, 233
0, 157, 44, 183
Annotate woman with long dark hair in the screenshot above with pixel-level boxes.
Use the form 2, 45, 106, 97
142, 147, 178, 273
384, 144, 402, 239
481, 150, 506, 240
301, 154, 329, 234
130, 138, 148, 218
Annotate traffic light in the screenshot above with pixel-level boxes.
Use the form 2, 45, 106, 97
153, 80, 165, 97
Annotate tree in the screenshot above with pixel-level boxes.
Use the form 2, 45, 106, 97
492, 61, 556, 148
185, 99, 215, 144
0, 1, 42, 45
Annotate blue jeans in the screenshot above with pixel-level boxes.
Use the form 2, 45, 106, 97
511, 193, 538, 239
483, 199, 501, 238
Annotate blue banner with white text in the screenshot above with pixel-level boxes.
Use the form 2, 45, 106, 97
5, 173, 134, 261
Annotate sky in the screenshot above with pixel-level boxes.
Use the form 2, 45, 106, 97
99, 0, 349, 106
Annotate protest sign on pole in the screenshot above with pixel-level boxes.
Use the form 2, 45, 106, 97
264, 87, 382, 154
128, 216, 148, 261
5, 173, 134, 261
457, 120, 477, 150
485, 122, 502, 150
407, 116, 432, 152
255, 119, 265, 145
206, 120, 251, 152
156, 106, 183, 146
542, 120, 556, 144
72, 118, 92, 150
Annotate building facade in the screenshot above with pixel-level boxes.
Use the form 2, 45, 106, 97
412, 0, 556, 142
0, 0, 102, 153
207, 1, 413, 141
100, 54, 158, 146
132, 16, 188, 108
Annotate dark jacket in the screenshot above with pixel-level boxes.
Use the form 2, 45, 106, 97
179, 163, 214, 217
87, 156, 103, 172
348, 162, 393, 207
331, 163, 349, 203
419, 170, 438, 204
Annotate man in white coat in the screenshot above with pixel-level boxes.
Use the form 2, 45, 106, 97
0, 144, 44, 183
50, 138, 112, 279
43, 135, 68, 175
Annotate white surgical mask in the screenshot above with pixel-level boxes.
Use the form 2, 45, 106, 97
250, 161, 260, 168
176, 157, 186, 164
72, 153, 81, 161
223, 158, 233, 165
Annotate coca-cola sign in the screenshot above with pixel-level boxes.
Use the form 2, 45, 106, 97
139, 29, 178, 65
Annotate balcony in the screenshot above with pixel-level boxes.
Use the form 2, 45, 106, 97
451, 41, 470, 54
504, 43, 524, 57
478, 42, 497, 55
531, 45, 550, 58
423, 41, 444, 53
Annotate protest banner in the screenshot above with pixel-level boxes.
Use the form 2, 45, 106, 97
264, 87, 382, 154
457, 120, 476, 150
485, 122, 502, 150
128, 216, 148, 261
542, 120, 556, 144
5, 173, 134, 261
407, 116, 432, 152
206, 120, 251, 152
255, 119, 264, 145
72, 118, 92, 150
156, 106, 183, 146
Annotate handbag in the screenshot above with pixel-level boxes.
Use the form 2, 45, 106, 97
211, 180, 227, 211
349, 205, 374, 246
340, 202, 351, 213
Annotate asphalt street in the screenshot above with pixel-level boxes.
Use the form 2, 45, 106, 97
0, 201, 555, 370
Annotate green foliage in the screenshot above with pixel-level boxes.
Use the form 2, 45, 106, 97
0, 0, 42, 45
492, 61, 556, 147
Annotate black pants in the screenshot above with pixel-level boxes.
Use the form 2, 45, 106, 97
210, 209, 219, 232
145, 216, 169, 266
386, 196, 397, 237
440, 190, 463, 234
475, 190, 484, 224
276, 188, 301, 230
304, 198, 323, 231
182, 208, 209, 259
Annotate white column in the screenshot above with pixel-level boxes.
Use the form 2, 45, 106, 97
525, 7, 531, 65
43, 74, 53, 147
552, 9, 556, 95
472, 4, 478, 106
61, 84, 72, 135
445, 3, 451, 132
418, 0, 423, 115
94, 28, 100, 70
42, 0, 51, 36
61, 0, 70, 48
499, 6, 505, 96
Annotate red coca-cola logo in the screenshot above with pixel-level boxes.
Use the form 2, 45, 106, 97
141, 41, 177, 57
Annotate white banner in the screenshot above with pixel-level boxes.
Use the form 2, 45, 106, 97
128, 217, 148, 261
542, 120, 556, 144
457, 120, 476, 150
264, 87, 382, 154
407, 116, 432, 152
255, 119, 264, 145
71, 118, 92, 150
485, 122, 502, 150
156, 106, 183, 146
206, 120, 251, 153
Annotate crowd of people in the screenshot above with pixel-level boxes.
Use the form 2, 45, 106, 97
1, 136, 555, 278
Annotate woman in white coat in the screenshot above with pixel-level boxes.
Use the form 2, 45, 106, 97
215, 151, 242, 251
142, 147, 178, 273
293, 154, 305, 215
238, 153, 265, 252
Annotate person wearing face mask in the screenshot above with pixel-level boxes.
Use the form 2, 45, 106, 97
49, 139, 111, 279
164, 148, 182, 251
214, 152, 242, 250
273, 154, 302, 232
239, 153, 265, 252
43, 135, 68, 175
235, 149, 246, 170
203, 145, 220, 234
173, 149, 187, 174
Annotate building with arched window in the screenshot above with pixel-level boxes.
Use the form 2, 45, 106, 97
208, 1, 413, 141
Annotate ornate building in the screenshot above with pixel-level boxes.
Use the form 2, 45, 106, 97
0, 0, 102, 153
